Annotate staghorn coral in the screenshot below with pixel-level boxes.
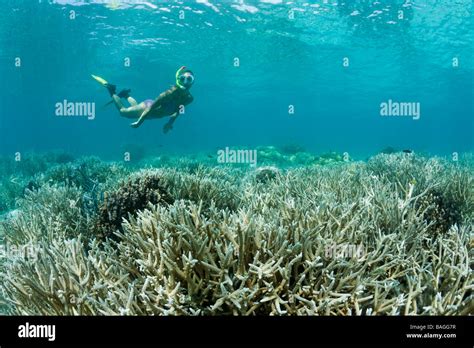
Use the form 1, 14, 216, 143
157, 166, 243, 212
0, 154, 128, 214
254, 147, 348, 167
0, 153, 472, 316
256, 145, 318, 166
314, 151, 347, 165
31, 156, 129, 191
0, 184, 90, 244
368, 153, 474, 231
0, 178, 26, 213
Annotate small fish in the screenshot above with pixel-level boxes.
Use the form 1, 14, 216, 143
402, 149, 413, 154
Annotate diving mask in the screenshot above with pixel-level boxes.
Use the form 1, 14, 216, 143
176, 67, 194, 89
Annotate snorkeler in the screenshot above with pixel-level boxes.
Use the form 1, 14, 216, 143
91, 66, 194, 132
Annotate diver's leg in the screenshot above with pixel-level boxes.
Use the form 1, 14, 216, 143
127, 97, 138, 106
119, 103, 146, 119
111, 95, 125, 111
115, 89, 136, 106
110, 92, 146, 118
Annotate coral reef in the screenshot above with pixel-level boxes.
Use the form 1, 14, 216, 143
158, 166, 243, 211
93, 171, 173, 241
314, 151, 346, 165
256, 146, 346, 167
367, 153, 474, 226
32, 156, 129, 191
0, 179, 24, 213
0, 185, 89, 244
138, 146, 346, 169
0, 153, 472, 316
0, 153, 127, 214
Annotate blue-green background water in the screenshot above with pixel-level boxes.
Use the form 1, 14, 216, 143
0, 0, 472, 159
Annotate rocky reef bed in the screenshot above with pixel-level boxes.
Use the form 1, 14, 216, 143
0, 149, 472, 315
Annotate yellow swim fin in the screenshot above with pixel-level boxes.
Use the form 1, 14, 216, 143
91, 74, 108, 85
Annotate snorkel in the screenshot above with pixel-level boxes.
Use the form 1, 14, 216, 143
175, 66, 194, 90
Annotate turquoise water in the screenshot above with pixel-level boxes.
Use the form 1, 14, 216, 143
0, 0, 472, 159
1, 1, 474, 317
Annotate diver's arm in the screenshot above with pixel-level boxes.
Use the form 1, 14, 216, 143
131, 107, 153, 128
163, 112, 179, 133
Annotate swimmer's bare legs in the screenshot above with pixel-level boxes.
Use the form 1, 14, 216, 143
111, 95, 145, 119
127, 97, 138, 106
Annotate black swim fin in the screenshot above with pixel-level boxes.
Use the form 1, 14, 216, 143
117, 89, 131, 98
104, 83, 117, 96
102, 89, 132, 108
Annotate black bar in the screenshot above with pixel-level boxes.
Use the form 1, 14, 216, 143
0, 316, 471, 346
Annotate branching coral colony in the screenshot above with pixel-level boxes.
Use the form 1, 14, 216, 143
0, 153, 472, 315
